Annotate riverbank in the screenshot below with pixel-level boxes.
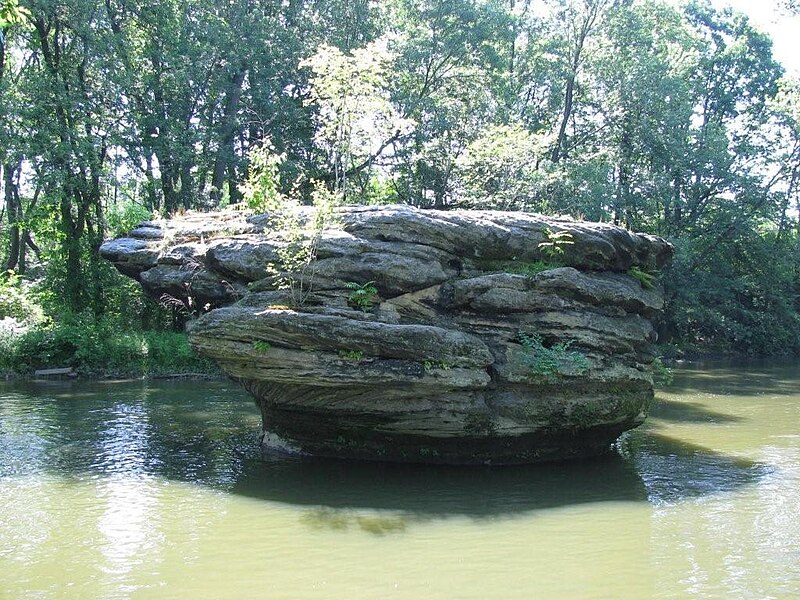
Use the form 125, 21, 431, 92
0, 317, 221, 380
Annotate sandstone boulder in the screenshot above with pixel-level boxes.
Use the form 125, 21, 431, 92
101, 205, 673, 464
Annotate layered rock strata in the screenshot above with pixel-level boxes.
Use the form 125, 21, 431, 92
101, 205, 673, 464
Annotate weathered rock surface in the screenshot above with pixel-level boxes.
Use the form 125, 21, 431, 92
101, 205, 673, 464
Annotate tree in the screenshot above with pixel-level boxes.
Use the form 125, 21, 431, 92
382, 0, 512, 207
301, 37, 411, 201
453, 123, 549, 210
549, 0, 617, 164
23, 0, 119, 311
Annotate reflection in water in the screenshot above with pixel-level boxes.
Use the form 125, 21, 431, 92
233, 454, 649, 519
648, 399, 744, 424
97, 476, 161, 581
1, 364, 799, 598
618, 433, 770, 505
0, 379, 768, 518
94, 400, 154, 475
301, 509, 409, 535
648, 443, 800, 598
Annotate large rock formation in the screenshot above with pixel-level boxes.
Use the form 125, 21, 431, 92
101, 205, 673, 464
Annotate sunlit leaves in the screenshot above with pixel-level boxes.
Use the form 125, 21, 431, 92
301, 36, 413, 200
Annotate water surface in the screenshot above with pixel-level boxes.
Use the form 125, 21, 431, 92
1, 365, 799, 598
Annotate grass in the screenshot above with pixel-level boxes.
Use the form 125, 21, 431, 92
338, 349, 364, 361
478, 259, 561, 277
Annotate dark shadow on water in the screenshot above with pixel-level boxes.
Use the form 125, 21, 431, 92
617, 431, 772, 505
649, 399, 744, 424
0, 379, 774, 528
232, 452, 648, 518
228, 430, 770, 521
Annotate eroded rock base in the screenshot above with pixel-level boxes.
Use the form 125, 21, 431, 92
247, 380, 651, 464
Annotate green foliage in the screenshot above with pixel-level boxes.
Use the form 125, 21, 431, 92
0, 0, 29, 27
505, 260, 561, 278
301, 37, 410, 202
538, 229, 574, 261
242, 143, 340, 307
345, 281, 379, 311
476, 259, 561, 278
0, 0, 798, 360
422, 360, 453, 372
253, 340, 271, 353
652, 357, 674, 387
628, 267, 656, 290
338, 349, 364, 361
362, 176, 399, 205
240, 141, 286, 214
518, 330, 589, 381
0, 271, 44, 324
105, 202, 154, 238
454, 124, 549, 211
0, 312, 216, 376
661, 233, 800, 356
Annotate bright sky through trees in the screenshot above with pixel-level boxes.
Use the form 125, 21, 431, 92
675, 0, 800, 74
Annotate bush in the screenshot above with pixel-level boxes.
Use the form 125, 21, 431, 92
105, 200, 153, 237
0, 312, 218, 376
661, 234, 800, 356
0, 271, 44, 324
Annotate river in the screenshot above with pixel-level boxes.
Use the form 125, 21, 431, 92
1, 363, 799, 599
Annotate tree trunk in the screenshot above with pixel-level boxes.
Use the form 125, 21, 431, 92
157, 149, 180, 214
60, 185, 85, 310
3, 162, 21, 272
211, 66, 248, 205
551, 70, 576, 163
550, 2, 607, 163
179, 162, 193, 210
144, 152, 160, 212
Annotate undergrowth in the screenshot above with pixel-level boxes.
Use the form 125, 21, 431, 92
0, 313, 218, 377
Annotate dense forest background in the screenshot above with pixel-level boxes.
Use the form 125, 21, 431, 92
0, 0, 799, 373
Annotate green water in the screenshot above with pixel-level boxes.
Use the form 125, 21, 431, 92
1, 364, 799, 599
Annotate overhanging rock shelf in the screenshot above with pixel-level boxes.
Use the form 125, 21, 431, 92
101, 205, 673, 464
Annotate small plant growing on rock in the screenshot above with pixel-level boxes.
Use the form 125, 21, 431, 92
240, 140, 340, 308
253, 340, 271, 353
477, 259, 560, 278
345, 281, 379, 311
627, 266, 656, 290
518, 330, 589, 381
422, 360, 453, 372
338, 349, 364, 361
506, 260, 560, 278
538, 228, 574, 261
652, 357, 673, 386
